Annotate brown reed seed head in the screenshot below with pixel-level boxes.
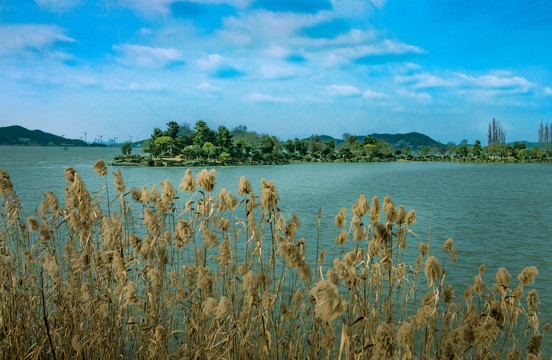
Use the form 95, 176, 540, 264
0, 169, 14, 198
161, 179, 176, 206
203, 297, 217, 316
197, 169, 216, 192
383, 195, 396, 224
238, 176, 252, 195
215, 296, 232, 320
526, 334, 543, 355
334, 230, 348, 246
93, 159, 108, 176
260, 178, 279, 212
179, 168, 196, 193
396, 205, 406, 225
406, 209, 416, 226
424, 256, 442, 285
527, 289, 539, 309
397, 321, 415, 349
112, 168, 125, 193
479, 264, 486, 275
495, 267, 511, 288
370, 196, 380, 223
443, 237, 453, 253
310, 280, 347, 322
335, 207, 347, 228
517, 266, 538, 286
418, 242, 428, 257
374, 322, 395, 360
444, 285, 454, 303
352, 194, 368, 219
27, 216, 40, 231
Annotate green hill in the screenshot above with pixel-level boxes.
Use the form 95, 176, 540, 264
305, 132, 444, 149
371, 132, 445, 149
0, 125, 87, 146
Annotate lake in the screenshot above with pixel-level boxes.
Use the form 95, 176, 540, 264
1, 145, 551, 353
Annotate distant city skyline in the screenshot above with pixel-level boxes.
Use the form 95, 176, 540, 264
0, 0, 551, 143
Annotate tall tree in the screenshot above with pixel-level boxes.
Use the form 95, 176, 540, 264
216, 125, 234, 152
165, 121, 180, 139
283, 139, 295, 154
488, 118, 506, 146
192, 120, 216, 147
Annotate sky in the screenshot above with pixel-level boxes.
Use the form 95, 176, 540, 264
0, 0, 551, 144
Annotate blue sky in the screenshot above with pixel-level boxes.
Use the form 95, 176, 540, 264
0, 0, 551, 143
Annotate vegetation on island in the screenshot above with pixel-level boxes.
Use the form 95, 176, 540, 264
114, 119, 552, 166
0, 164, 547, 358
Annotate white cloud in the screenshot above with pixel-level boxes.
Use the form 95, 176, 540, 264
0, 24, 74, 56
454, 73, 535, 91
362, 89, 388, 99
544, 87, 552, 96
397, 89, 432, 102
248, 92, 294, 103
264, 45, 291, 58
336, 39, 425, 58
34, 0, 80, 11
396, 73, 454, 88
327, 84, 361, 96
118, 0, 251, 15
106, 80, 167, 91
197, 54, 231, 69
196, 81, 221, 92
259, 63, 295, 79
139, 27, 152, 35
113, 44, 183, 67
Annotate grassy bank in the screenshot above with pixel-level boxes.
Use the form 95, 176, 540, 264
0, 162, 547, 359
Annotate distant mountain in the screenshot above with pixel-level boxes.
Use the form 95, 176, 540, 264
0, 125, 87, 146
371, 132, 445, 149
306, 132, 444, 149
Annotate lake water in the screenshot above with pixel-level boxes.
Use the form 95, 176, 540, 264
1, 145, 551, 353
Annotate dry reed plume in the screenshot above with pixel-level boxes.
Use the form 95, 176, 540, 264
0, 162, 548, 359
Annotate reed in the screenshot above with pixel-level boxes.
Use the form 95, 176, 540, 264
0, 163, 547, 359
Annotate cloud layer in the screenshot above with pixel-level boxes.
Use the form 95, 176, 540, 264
0, 0, 550, 142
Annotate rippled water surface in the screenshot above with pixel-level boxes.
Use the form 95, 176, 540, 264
2, 145, 551, 353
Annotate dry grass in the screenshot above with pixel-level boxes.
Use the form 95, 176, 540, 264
0, 162, 548, 359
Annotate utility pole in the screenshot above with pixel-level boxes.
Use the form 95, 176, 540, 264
83, 132, 87, 142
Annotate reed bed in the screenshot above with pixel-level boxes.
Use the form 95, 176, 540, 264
0, 161, 547, 359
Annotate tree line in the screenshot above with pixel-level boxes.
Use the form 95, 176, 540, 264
128, 119, 550, 164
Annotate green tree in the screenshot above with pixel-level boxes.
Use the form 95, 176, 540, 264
344, 134, 360, 150
420, 146, 430, 157
455, 144, 469, 157
151, 128, 163, 140
155, 136, 174, 156
219, 151, 231, 162
192, 120, 216, 147
202, 142, 215, 159
363, 135, 377, 146
216, 126, 234, 153
294, 138, 309, 156
375, 140, 391, 157
257, 135, 274, 155
283, 139, 295, 154
121, 141, 133, 156
469, 140, 482, 157
364, 144, 377, 158
309, 135, 323, 156
271, 136, 283, 158
402, 145, 411, 157
165, 121, 180, 139
323, 140, 335, 156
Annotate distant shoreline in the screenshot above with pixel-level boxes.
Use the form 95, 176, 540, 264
110, 154, 552, 167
